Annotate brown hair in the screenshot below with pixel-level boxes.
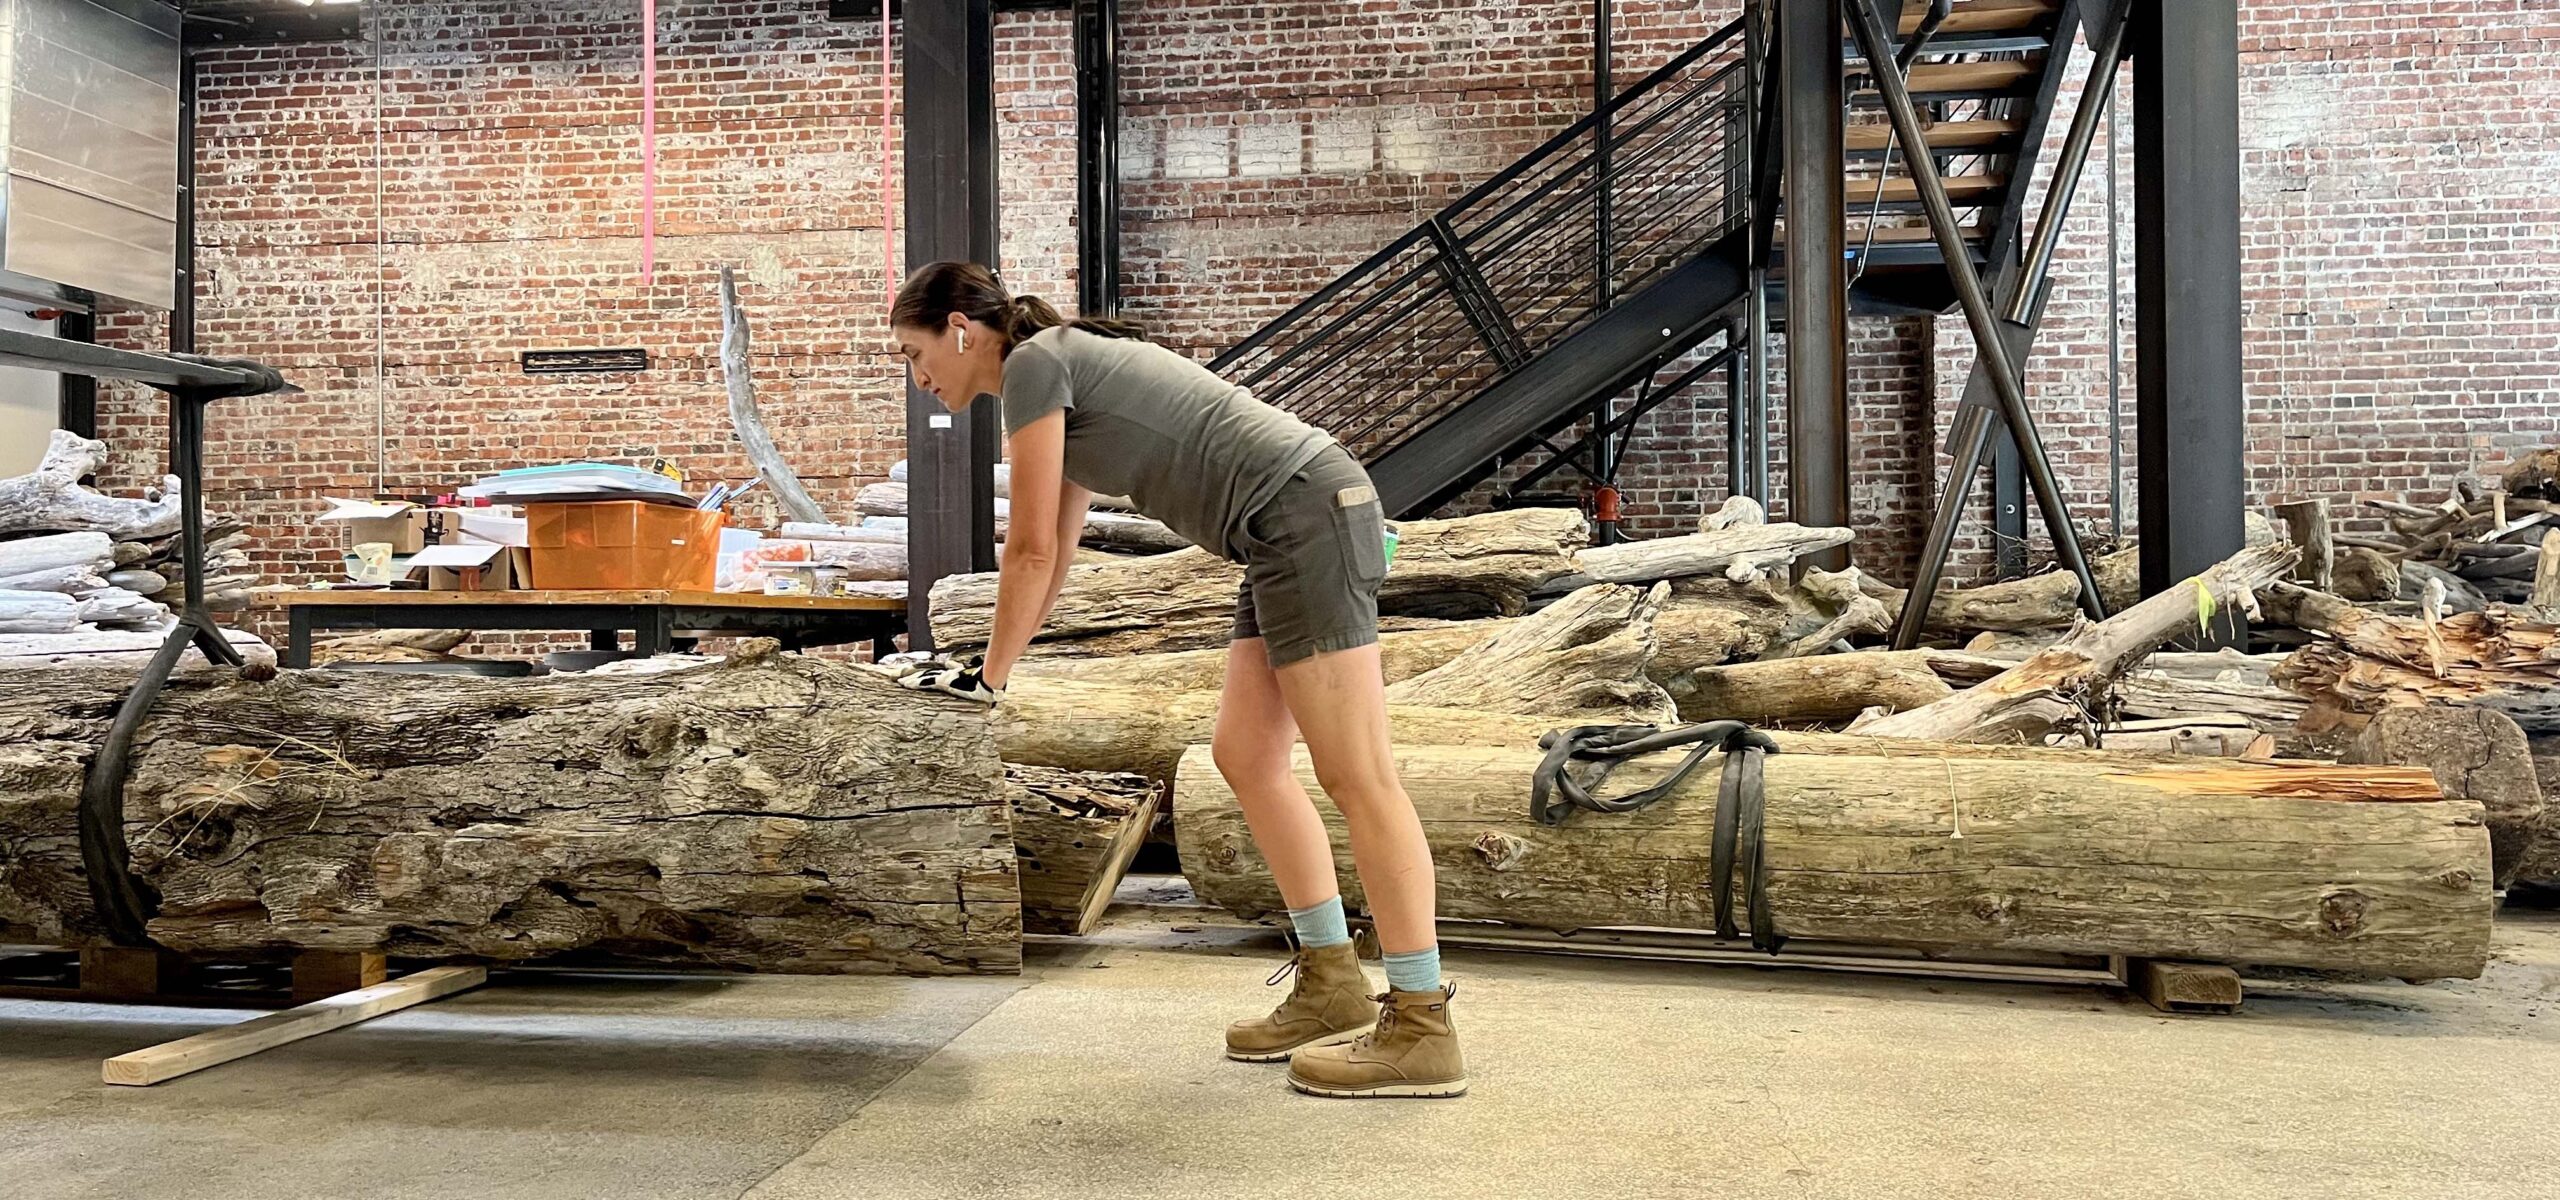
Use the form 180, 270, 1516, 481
890, 260, 1147, 351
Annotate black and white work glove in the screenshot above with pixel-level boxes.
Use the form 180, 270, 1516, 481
897, 657, 1003, 705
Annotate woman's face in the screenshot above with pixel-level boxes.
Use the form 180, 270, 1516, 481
895, 313, 995, 411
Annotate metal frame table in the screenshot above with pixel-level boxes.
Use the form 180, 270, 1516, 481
257, 589, 908, 667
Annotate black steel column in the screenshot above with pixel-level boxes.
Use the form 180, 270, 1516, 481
1073, 0, 1119, 316
904, 0, 1003, 650
1781, 0, 1848, 567
2133, 0, 2245, 596
59, 311, 96, 437
173, 56, 197, 356
1593, 0, 1614, 304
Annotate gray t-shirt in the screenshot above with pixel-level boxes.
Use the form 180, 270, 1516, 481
999, 325, 1331, 561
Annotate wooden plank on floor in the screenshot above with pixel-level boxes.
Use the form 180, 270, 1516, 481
102, 966, 487, 1087
2125, 959, 2244, 1014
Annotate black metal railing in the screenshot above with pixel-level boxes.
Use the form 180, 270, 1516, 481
1211, 18, 1754, 463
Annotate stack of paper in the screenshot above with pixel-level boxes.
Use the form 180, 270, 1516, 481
458, 462, 685, 502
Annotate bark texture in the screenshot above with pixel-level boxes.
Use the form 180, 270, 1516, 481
1383, 583, 1677, 723
1175, 741, 2491, 979
931, 507, 1587, 657
2270, 592, 2560, 734
0, 648, 1020, 974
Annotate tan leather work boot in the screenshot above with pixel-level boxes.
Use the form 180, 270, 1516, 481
1286, 984, 1466, 1098
1224, 941, 1377, 1063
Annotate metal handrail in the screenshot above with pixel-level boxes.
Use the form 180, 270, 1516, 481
1213, 19, 1755, 463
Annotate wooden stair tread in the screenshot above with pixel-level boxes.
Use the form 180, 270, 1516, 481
1904, 0, 2059, 35
1799, 173, 2006, 204
1845, 118, 2023, 151
1855, 59, 2041, 94
1775, 222, 1984, 245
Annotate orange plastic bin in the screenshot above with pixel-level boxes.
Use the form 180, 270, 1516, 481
527, 501, 723, 590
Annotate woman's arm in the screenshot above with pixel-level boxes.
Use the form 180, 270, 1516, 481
979, 408, 1071, 689
1039, 480, 1094, 620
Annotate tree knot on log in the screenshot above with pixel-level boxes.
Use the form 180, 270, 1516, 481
621, 712, 711, 765
729, 637, 784, 666
2319, 889, 2372, 936
1471, 831, 1529, 871
1969, 894, 2015, 927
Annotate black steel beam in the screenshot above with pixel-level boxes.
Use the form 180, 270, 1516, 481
174, 56, 197, 357
1073, 0, 1120, 316
2133, 0, 2246, 599
1594, 0, 1615, 306
0, 329, 264, 391
180, 3, 361, 48
58, 312, 96, 437
1372, 235, 1750, 518
830, 0, 1071, 17
1781, 0, 1849, 568
903, 0, 1003, 650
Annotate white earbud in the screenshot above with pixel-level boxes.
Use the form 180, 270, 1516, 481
956, 328, 969, 355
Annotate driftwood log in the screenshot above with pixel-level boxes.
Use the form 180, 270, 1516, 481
0, 629, 272, 671
2522, 736, 2560, 887
0, 649, 1020, 974
1562, 523, 1853, 588
932, 507, 1587, 657
719, 267, 828, 526
1384, 583, 1676, 724
1676, 650, 1953, 724
1861, 545, 2296, 743
0, 431, 183, 541
1006, 765, 1162, 936
1861, 546, 2145, 636
2268, 586, 2560, 733
2342, 705, 2542, 889
1173, 740, 2490, 979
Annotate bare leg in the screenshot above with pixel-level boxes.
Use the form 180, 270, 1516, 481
1210, 636, 1340, 910
1273, 643, 1436, 954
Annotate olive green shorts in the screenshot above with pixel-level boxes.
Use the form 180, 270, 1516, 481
1230, 446, 1387, 668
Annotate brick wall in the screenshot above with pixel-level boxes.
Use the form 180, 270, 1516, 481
91, 0, 2560, 612
99, 0, 1076, 631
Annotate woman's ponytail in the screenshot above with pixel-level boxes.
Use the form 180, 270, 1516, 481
892, 261, 1152, 352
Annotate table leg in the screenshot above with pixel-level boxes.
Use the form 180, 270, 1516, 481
590, 630, 620, 651
288, 608, 313, 668
635, 609, 674, 656
870, 634, 896, 663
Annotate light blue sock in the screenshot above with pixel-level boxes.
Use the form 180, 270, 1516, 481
1383, 946, 1443, 994
1286, 896, 1351, 950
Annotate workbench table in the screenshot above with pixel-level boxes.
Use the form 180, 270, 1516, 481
256, 589, 907, 668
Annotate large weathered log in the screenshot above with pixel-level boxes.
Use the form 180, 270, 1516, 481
1006, 765, 1162, 936
0, 650, 1019, 974
2269, 587, 2560, 733
2343, 706, 2541, 889
2521, 736, 2560, 887
1860, 546, 2145, 635
932, 507, 1587, 657
0, 531, 113, 579
1565, 523, 1853, 587
2115, 673, 2310, 731
1174, 741, 2490, 978
1675, 650, 1953, 724
1384, 583, 1676, 724
0, 431, 182, 540
1862, 545, 2297, 743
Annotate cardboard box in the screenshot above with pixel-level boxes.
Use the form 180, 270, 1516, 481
317, 498, 472, 556
409, 542, 531, 591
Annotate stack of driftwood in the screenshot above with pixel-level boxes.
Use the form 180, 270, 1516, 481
0, 492, 2534, 981
2309, 451, 2560, 611
0, 431, 257, 649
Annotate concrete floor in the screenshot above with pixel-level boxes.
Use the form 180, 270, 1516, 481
3, 897, 2554, 1200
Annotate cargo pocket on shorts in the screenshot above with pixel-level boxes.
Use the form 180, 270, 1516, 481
1329, 485, 1388, 590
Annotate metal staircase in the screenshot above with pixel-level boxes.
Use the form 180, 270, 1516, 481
1212, 0, 2084, 522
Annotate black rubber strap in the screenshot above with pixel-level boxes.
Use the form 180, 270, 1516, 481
1532, 719, 1784, 952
